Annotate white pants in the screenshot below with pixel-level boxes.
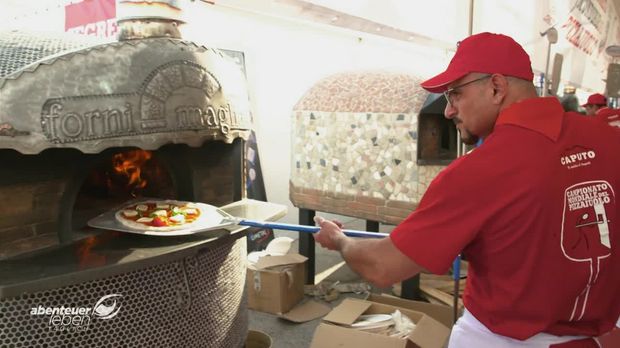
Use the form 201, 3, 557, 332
448, 309, 597, 348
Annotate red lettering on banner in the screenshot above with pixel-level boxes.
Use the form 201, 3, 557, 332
66, 19, 118, 38
562, 15, 599, 55
65, 0, 117, 38
574, 0, 603, 33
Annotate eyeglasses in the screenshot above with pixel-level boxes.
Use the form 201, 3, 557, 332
443, 75, 492, 106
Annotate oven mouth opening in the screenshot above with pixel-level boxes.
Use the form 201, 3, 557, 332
72, 148, 176, 231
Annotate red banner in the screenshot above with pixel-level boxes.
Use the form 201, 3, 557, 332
65, 0, 117, 38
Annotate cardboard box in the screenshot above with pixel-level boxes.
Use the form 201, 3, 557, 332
247, 253, 307, 314
367, 293, 454, 328
310, 298, 450, 348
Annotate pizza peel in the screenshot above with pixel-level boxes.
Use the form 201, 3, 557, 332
87, 201, 234, 236
87, 199, 388, 238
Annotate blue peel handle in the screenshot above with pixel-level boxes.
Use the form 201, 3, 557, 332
452, 255, 461, 281
236, 219, 388, 238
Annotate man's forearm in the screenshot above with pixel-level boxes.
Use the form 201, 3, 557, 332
339, 237, 402, 288
313, 217, 425, 286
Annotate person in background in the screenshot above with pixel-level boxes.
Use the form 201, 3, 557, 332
582, 93, 609, 116
313, 32, 620, 347
598, 109, 620, 128
582, 93, 620, 128
559, 85, 580, 113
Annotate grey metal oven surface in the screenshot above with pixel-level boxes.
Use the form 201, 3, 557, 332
0, 236, 248, 348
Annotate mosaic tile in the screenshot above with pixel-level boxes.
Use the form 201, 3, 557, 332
290, 72, 450, 221
292, 110, 438, 206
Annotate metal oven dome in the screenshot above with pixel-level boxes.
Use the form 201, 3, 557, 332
0, 30, 252, 154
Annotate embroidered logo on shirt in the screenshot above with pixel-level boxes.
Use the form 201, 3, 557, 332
561, 181, 614, 321
560, 146, 595, 169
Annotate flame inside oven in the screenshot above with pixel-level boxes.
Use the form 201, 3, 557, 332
111, 149, 153, 194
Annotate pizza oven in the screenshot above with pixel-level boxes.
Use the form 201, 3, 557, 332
290, 72, 452, 225
0, 2, 283, 347
290, 72, 453, 291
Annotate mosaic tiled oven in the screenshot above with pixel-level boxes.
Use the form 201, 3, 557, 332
290, 71, 455, 225
0, 2, 278, 347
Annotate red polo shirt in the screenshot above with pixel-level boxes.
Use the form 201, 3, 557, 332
595, 107, 620, 128
391, 97, 620, 340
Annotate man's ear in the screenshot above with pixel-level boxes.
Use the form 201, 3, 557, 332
489, 74, 508, 103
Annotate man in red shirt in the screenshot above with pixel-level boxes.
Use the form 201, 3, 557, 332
582, 93, 620, 128
314, 32, 619, 347
595, 107, 620, 128
582, 93, 608, 116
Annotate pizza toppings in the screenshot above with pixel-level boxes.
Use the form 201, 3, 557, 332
152, 210, 168, 217
152, 216, 168, 227
122, 210, 139, 217
169, 214, 185, 223
117, 201, 202, 229
182, 208, 198, 215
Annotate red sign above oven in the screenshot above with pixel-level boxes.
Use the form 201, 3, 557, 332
65, 0, 117, 38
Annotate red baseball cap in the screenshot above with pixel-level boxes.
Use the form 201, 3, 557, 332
421, 32, 534, 93
581, 93, 607, 107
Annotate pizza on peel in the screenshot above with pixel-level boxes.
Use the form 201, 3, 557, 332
115, 200, 204, 232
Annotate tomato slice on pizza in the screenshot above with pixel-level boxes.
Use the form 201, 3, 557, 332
115, 200, 203, 231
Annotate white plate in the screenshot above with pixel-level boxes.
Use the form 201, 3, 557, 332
87, 200, 235, 236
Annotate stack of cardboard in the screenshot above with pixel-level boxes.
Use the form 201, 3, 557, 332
419, 273, 465, 313
246, 252, 307, 314
246, 237, 331, 322
392, 261, 468, 316
246, 237, 307, 314
310, 295, 451, 348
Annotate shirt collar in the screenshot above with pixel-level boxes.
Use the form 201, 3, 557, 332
495, 97, 563, 142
